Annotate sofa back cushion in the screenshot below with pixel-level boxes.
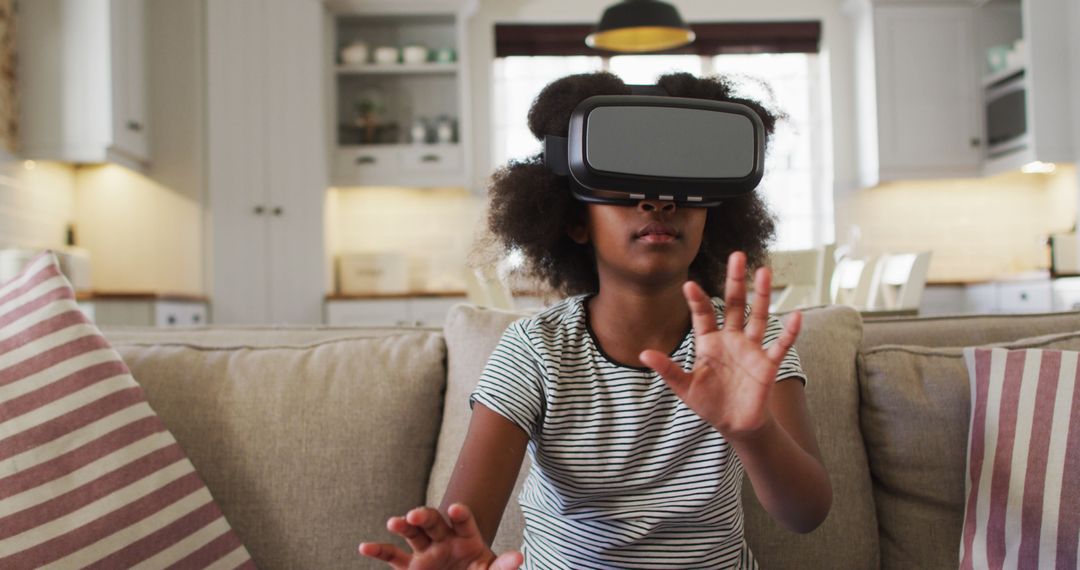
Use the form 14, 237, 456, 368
858, 329, 1080, 569
431, 303, 878, 569
862, 311, 1080, 349
104, 327, 447, 570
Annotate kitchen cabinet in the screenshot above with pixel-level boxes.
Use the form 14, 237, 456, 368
18, 0, 150, 170
851, 3, 982, 186
207, 0, 328, 324
78, 297, 208, 327
979, 0, 1074, 175
325, 296, 467, 326
327, 2, 475, 188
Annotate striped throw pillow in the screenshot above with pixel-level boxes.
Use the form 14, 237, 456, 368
961, 347, 1080, 569
0, 252, 253, 568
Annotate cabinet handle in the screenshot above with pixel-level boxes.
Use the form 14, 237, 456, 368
355, 155, 377, 165
1020, 292, 1028, 301
127, 120, 143, 132
421, 154, 440, 163
167, 314, 177, 325
272, 206, 283, 216
192, 314, 201, 324
970, 137, 981, 148
254, 205, 265, 215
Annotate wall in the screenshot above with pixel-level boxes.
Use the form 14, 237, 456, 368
840, 164, 1078, 282
326, 186, 483, 291
73, 164, 204, 294
0, 158, 76, 250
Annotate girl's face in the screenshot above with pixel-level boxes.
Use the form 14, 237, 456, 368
570, 200, 707, 288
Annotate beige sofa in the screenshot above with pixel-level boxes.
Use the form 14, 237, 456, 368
100, 304, 1080, 569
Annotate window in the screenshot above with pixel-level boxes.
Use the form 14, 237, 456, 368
490, 23, 832, 250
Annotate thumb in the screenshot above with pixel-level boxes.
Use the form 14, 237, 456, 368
490, 551, 524, 570
640, 350, 692, 395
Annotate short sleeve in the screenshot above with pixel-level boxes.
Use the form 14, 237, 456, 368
469, 321, 547, 437
764, 314, 807, 385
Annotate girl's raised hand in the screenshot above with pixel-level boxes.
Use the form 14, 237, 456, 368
639, 251, 801, 441
358, 504, 523, 570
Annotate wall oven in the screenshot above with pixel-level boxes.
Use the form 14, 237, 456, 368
984, 71, 1028, 158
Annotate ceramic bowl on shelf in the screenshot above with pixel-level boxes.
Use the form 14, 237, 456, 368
373, 46, 399, 65
341, 42, 369, 64
433, 48, 456, 63
402, 45, 429, 64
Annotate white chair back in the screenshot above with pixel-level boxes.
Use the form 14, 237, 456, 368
768, 244, 836, 312
830, 255, 878, 308
867, 251, 932, 311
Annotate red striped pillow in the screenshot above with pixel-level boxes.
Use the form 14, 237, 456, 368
0, 252, 253, 568
961, 347, 1080, 569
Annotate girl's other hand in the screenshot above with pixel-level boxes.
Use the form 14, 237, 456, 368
639, 251, 801, 441
358, 503, 523, 570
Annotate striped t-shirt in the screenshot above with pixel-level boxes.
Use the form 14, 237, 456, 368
470, 294, 806, 569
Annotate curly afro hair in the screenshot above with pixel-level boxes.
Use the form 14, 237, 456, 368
476, 71, 784, 298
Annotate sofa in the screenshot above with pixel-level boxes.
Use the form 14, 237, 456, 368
98, 303, 1080, 569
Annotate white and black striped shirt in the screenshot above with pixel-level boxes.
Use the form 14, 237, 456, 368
470, 294, 806, 569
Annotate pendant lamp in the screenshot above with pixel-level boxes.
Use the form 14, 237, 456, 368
585, 0, 695, 53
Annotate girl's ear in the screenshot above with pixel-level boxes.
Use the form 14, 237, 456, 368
567, 223, 589, 244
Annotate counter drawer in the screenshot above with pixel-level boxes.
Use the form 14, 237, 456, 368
996, 281, 1053, 313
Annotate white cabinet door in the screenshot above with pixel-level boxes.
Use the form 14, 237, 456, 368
325, 299, 412, 326
109, 0, 149, 163
857, 5, 981, 186
996, 280, 1053, 314
208, 0, 327, 325
18, 0, 151, 168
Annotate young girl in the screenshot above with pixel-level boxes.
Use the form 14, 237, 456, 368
359, 71, 832, 569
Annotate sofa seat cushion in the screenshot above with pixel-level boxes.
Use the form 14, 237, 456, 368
1, 252, 253, 568
858, 329, 1080, 569
431, 303, 877, 570
105, 326, 446, 570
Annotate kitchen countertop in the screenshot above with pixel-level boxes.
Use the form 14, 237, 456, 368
326, 291, 469, 300
76, 291, 210, 303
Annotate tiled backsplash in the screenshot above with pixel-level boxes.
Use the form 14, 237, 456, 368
1, 160, 204, 294
0, 158, 76, 250
837, 164, 1078, 282
74, 165, 204, 294
326, 186, 484, 291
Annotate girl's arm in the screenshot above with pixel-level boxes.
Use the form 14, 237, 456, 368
358, 403, 528, 568
725, 379, 832, 534
439, 403, 530, 544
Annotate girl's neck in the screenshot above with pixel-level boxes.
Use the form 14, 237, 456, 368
586, 280, 695, 369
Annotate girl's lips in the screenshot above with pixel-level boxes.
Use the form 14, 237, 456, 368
635, 222, 679, 243
637, 233, 677, 243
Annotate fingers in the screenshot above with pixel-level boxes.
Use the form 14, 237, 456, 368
445, 503, 482, 541
723, 252, 748, 332
640, 349, 692, 396
766, 310, 801, 364
387, 515, 430, 552
358, 542, 410, 569
406, 507, 452, 543
744, 266, 772, 344
491, 551, 526, 570
682, 280, 718, 337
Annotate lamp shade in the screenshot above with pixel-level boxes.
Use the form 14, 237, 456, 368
585, 0, 695, 53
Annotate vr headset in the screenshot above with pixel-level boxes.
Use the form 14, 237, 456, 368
543, 85, 765, 207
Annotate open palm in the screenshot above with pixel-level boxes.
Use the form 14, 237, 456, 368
640, 252, 801, 440
359, 504, 522, 570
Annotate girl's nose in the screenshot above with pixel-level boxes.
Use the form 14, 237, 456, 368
637, 199, 676, 213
